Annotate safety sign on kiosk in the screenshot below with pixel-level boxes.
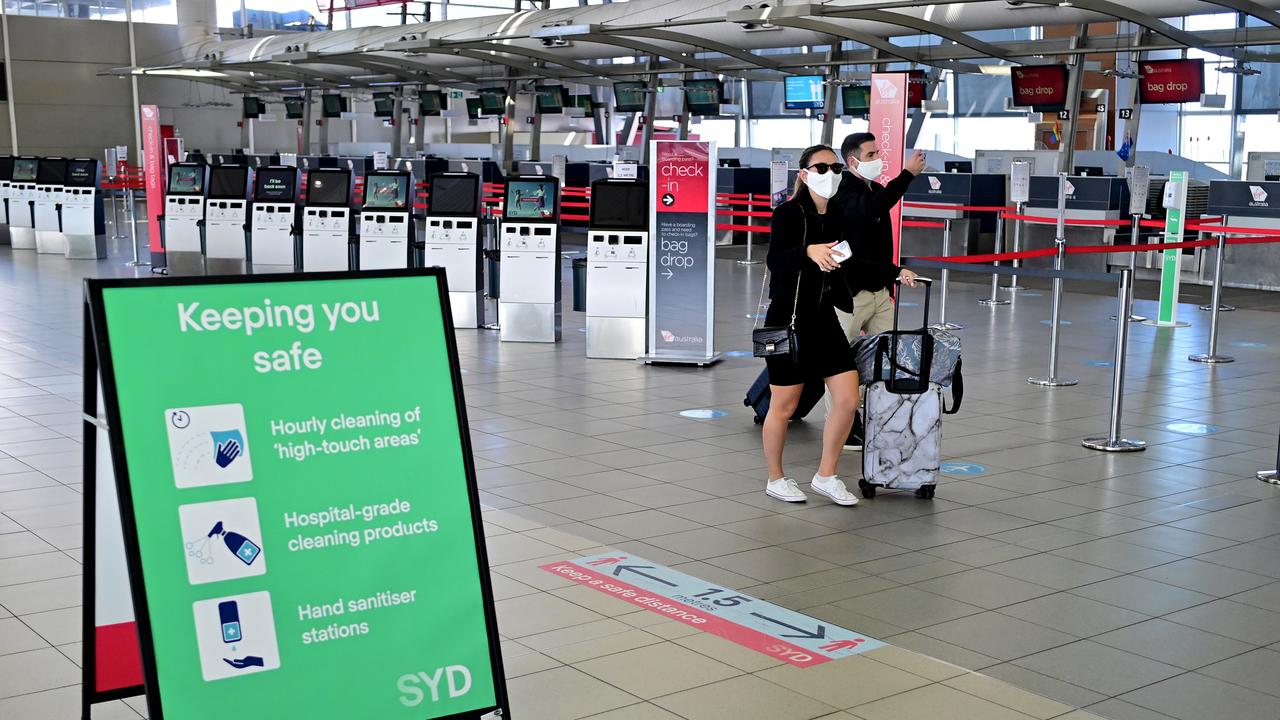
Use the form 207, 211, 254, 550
85, 270, 508, 720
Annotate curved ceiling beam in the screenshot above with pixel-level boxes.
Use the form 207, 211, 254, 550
574, 34, 751, 76
447, 41, 607, 77
829, 9, 1013, 59
770, 17, 987, 73
610, 27, 786, 70
224, 62, 351, 87
1195, 0, 1280, 30
1039, 0, 1253, 58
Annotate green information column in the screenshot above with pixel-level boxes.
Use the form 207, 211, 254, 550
88, 271, 507, 720
1153, 169, 1189, 327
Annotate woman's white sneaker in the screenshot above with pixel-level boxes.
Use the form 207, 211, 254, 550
811, 474, 859, 506
766, 477, 808, 503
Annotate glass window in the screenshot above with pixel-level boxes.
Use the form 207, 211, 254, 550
955, 72, 1016, 117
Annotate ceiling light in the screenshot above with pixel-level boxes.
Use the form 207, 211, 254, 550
980, 65, 1012, 76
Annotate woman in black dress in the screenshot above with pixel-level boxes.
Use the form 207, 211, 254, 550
760, 144, 862, 507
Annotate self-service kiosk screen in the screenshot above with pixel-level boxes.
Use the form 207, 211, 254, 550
66, 160, 98, 187
208, 166, 249, 199
36, 158, 67, 185
590, 183, 648, 230
255, 168, 296, 201
504, 180, 557, 221
428, 175, 478, 216
307, 171, 349, 206
364, 174, 409, 209
12, 158, 36, 181
167, 165, 204, 195
0, 156, 16, 181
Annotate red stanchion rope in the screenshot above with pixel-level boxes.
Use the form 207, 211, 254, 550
903, 220, 946, 229
903, 202, 1014, 213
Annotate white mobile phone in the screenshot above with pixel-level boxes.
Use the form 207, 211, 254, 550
831, 240, 852, 263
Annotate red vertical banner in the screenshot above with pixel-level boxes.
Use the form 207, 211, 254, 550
869, 73, 908, 262
140, 105, 164, 259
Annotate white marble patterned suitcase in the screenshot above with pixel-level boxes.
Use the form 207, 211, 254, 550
859, 381, 942, 499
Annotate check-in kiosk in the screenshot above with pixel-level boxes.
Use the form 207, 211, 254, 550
250, 165, 300, 271
1205, 181, 1280, 291
204, 164, 252, 274
499, 175, 561, 342
357, 169, 414, 270
585, 178, 649, 359
8, 156, 37, 249
62, 158, 106, 259
0, 155, 12, 239
901, 172, 1006, 257
163, 161, 207, 274
301, 168, 353, 271
423, 171, 483, 327
33, 156, 68, 254
1023, 175, 1129, 272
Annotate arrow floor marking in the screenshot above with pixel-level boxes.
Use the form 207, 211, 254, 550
749, 612, 826, 640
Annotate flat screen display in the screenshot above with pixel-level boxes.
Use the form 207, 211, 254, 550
428, 174, 479, 216
504, 179, 557, 221
208, 165, 249, 199
613, 81, 647, 112
419, 90, 444, 117
841, 85, 870, 114
12, 157, 36, 181
284, 96, 305, 119
36, 158, 68, 185
684, 79, 723, 115
254, 168, 296, 201
589, 181, 647, 230
907, 69, 926, 109
783, 75, 824, 110
478, 88, 506, 115
535, 86, 565, 113
242, 96, 263, 119
167, 164, 204, 195
465, 98, 482, 120
67, 159, 99, 187
364, 173, 409, 209
1010, 64, 1069, 111
321, 94, 345, 118
0, 156, 13, 181
307, 170, 349, 206
1139, 59, 1204, 104
373, 93, 395, 118
571, 95, 595, 112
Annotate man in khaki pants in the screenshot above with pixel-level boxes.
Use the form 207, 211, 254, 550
825, 133, 924, 448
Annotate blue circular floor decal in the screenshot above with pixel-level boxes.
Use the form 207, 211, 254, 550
900, 302, 920, 308
1020, 292, 1044, 297
1166, 422, 1220, 435
724, 350, 753, 358
1233, 341, 1267, 349
1041, 319, 1073, 326
1087, 360, 1114, 368
680, 408, 729, 420
941, 462, 987, 476
578, 327, 588, 333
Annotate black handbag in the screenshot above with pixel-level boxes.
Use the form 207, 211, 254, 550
752, 216, 805, 362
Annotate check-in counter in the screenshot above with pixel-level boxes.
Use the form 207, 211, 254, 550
1205, 180, 1280, 291
1022, 176, 1129, 272
901, 173, 1006, 259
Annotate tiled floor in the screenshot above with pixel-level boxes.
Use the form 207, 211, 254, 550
1, 217, 1280, 719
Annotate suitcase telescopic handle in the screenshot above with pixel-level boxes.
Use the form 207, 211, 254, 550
892, 276, 933, 334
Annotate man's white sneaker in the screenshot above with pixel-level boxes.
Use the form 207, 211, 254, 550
811, 474, 859, 506
766, 477, 808, 503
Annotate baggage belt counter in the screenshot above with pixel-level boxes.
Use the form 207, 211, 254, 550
1022, 175, 1129, 272
1206, 180, 1280, 292
901, 172, 1006, 259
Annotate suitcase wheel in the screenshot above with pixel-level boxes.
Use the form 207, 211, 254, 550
858, 479, 877, 499
914, 485, 936, 500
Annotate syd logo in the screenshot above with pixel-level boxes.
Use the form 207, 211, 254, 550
398, 665, 473, 707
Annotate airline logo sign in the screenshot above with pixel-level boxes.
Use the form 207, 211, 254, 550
140, 104, 164, 254
928, 176, 942, 192
870, 73, 908, 262
874, 79, 899, 100
1065, 180, 1076, 198
1250, 185, 1269, 206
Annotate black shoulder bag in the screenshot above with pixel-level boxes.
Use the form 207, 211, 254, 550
752, 215, 806, 362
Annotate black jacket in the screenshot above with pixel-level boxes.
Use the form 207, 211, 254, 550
832, 169, 915, 293
765, 192, 857, 325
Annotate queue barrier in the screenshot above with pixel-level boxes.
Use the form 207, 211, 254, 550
103, 162, 147, 266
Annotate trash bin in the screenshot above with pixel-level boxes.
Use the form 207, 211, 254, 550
572, 257, 587, 312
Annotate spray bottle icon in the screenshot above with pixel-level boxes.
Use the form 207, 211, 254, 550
208, 521, 262, 566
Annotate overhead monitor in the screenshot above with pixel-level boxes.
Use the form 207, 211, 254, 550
1010, 64, 1069, 111
907, 69, 927, 109
419, 90, 444, 117
589, 180, 648, 231
254, 167, 297, 202
66, 159, 99, 187
321, 94, 345, 118
363, 172, 410, 210
373, 92, 395, 118
477, 87, 506, 116
571, 94, 595, 112
207, 165, 249, 199
504, 178, 558, 222
12, 157, 36, 181
684, 79, 723, 115
0, 155, 12, 181
284, 96, 305, 119
465, 98, 483, 120
841, 85, 870, 115
306, 169, 350, 207
242, 96, 264, 119
1138, 59, 1204, 104
36, 157, 68, 185
428, 173, 480, 216
783, 75, 825, 110
535, 86, 566, 113
613, 81, 647, 113
166, 164, 204, 196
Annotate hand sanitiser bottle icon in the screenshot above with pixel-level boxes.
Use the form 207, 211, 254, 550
208, 521, 262, 566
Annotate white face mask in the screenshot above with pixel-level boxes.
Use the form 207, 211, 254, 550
856, 158, 884, 181
804, 169, 839, 199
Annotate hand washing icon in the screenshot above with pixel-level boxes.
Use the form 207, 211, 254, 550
210, 429, 244, 468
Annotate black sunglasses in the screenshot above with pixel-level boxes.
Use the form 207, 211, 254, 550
804, 162, 846, 175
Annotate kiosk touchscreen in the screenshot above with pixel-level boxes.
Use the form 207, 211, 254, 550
357, 169, 413, 270
163, 161, 207, 274
251, 165, 300, 270
424, 171, 483, 327
0, 154, 12, 232
33, 156, 68, 254
586, 178, 649, 359
9, 156, 38, 249
301, 167, 353, 271
62, 158, 106, 259
499, 175, 561, 343
204, 164, 252, 273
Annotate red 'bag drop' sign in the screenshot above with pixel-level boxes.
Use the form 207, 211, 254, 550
1139, 59, 1204, 104
1011, 65, 1069, 110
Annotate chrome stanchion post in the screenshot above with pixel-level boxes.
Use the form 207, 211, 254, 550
1084, 269, 1146, 452
1198, 229, 1236, 313
125, 187, 149, 268
1112, 215, 1146, 322
1005, 201, 1025, 292
933, 218, 964, 330
1259, 427, 1279, 484
1029, 173, 1078, 387
979, 210, 1010, 306
109, 178, 127, 240
737, 227, 762, 266
1189, 231, 1234, 364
